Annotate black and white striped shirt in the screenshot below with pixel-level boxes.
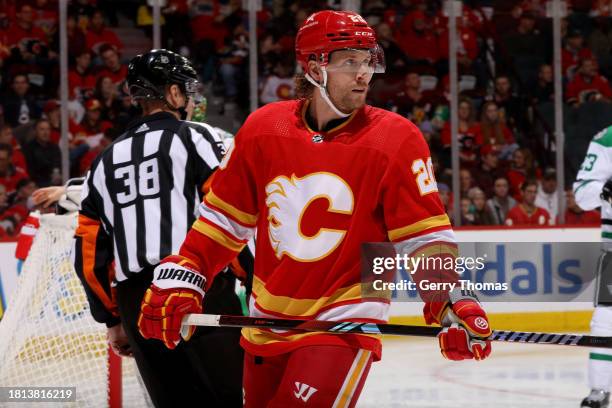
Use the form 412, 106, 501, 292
79, 111, 226, 281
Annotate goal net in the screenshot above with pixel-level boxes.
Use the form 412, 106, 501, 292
0, 213, 151, 407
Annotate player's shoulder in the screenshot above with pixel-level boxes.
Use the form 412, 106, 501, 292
361, 105, 428, 153
252, 100, 301, 117
251, 100, 300, 123
237, 100, 302, 140
591, 125, 612, 147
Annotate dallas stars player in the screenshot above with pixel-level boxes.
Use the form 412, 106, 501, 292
574, 125, 612, 408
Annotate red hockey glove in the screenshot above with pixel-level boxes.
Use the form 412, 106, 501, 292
138, 255, 206, 349
423, 289, 492, 361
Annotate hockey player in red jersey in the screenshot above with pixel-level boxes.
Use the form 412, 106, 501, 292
138, 10, 493, 407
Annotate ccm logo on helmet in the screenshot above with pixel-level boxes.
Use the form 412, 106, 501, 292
354, 31, 373, 36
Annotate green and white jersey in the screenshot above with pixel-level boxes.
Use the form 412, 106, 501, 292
573, 125, 612, 243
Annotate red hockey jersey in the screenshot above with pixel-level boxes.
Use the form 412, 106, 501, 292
505, 205, 551, 226
180, 100, 453, 359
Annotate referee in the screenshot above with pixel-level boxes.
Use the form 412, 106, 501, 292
73, 49, 246, 407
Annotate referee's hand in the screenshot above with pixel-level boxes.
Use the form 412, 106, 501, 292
107, 323, 133, 357
138, 255, 206, 349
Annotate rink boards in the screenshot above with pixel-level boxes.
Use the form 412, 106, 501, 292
0, 227, 600, 329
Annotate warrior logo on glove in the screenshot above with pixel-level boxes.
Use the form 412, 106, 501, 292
138, 255, 206, 349
155, 267, 206, 290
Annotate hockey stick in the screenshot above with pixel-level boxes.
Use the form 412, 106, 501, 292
182, 314, 612, 349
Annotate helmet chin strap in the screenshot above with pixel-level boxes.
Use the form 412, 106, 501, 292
305, 68, 351, 118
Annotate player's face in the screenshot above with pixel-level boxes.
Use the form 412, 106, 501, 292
326, 50, 373, 113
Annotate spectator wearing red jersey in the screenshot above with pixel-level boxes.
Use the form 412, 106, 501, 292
566, 57, 612, 105
506, 179, 551, 226
392, 72, 440, 120
32, 0, 58, 39
0, 125, 26, 171
96, 44, 128, 89
4, 178, 38, 234
437, 18, 479, 70
5, 4, 47, 52
506, 148, 540, 202
563, 189, 600, 224
396, 10, 439, 64
472, 101, 517, 159
69, 49, 96, 101
432, 3, 484, 35
85, 10, 122, 55
43, 100, 66, 145
79, 128, 114, 175
0, 144, 28, 194
190, 0, 227, 50
441, 97, 480, 168
512, 0, 549, 19
562, 28, 594, 79
591, 0, 612, 17
72, 99, 113, 146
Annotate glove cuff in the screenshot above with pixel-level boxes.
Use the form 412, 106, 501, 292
448, 287, 480, 305
153, 261, 207, 298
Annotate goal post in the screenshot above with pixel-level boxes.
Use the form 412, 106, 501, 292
0, 213, 151, 407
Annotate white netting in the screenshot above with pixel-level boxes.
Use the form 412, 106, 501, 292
0, 213, 151, 407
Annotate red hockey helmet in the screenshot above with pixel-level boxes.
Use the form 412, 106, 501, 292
295, 10, 385, 74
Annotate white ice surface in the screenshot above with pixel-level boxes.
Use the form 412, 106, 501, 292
360, 337, 589, 408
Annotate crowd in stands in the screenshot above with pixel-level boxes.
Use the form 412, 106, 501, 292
0, 0, 609, 236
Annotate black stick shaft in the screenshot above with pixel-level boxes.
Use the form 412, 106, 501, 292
182, 314, 612, 349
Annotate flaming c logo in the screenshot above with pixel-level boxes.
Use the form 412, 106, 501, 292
265, 172, 354, 262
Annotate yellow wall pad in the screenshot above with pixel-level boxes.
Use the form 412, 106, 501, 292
389, 310, 593, 334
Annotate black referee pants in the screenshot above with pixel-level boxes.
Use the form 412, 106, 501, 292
116, 269, 244, 408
